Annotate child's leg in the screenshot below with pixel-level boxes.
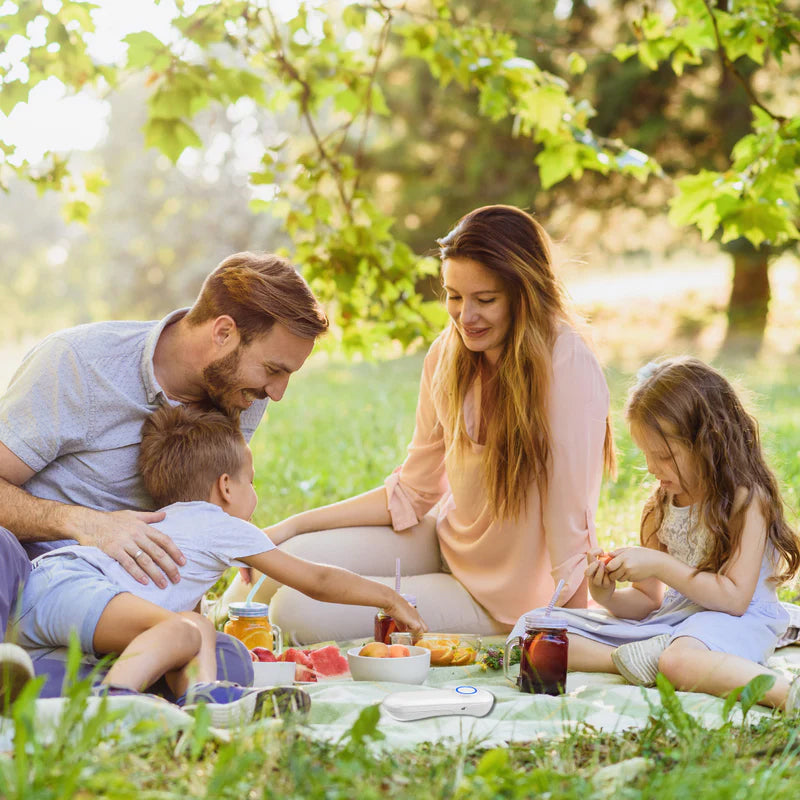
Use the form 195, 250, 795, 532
165, 612, 218, 698
567, 634, 617, 673
658, 636, 793, 709
93, 594, 212, 692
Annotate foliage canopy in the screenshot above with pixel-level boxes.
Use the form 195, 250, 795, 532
1, 0, 798, 350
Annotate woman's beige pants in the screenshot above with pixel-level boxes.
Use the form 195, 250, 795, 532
219, 516, 509, 644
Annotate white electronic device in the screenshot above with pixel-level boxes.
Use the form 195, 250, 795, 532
381, 685, 495, 721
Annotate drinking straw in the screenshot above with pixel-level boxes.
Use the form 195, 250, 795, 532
395, 557, 401, 594
245, 573, 267, 605
544, 578, 566, 617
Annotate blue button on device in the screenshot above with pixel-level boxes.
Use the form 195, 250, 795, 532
455, 685, 478, 695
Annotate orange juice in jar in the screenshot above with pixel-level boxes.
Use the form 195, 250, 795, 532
223, 601, 283, 653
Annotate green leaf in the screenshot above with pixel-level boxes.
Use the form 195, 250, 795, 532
124, 31, 172, 71
150, 86, 194, 119
568, 52, 587, 75
0, 80, 31, 117
82, 169, 108, 194
475, 747, 510, 776
654, 672, 698, 738
738, 673, 776, 717
613, 43, 639, 62
143, 118, 202, 162
520, 85, 568, 135
62, 200, 91, 224
340, 704, 385, 746
536, 142, 580, 188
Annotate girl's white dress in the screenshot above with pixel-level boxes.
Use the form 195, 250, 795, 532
509, 501, 790, 664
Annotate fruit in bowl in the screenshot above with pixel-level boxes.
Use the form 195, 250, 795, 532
358, 641, 410, 658
347, 644, 430, 684
390, 633, 482, 666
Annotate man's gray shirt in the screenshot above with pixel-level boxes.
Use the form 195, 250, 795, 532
0, 310, 268, 558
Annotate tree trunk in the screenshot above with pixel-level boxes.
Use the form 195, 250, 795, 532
721, 241, 771, 357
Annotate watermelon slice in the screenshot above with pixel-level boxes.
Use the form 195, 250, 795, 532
251, 647, 277, 663
278, 647, 317, 682
307, 645, 350, 679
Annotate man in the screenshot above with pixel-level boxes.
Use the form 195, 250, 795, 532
0, 252, 328, 708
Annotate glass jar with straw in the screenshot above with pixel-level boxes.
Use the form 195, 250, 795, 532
504, 579, 569, 695
223, 574, 283, 653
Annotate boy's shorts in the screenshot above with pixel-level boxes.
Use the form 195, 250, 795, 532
13, 553, 124, 653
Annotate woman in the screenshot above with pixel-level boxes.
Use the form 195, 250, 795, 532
224, 205, 615, 642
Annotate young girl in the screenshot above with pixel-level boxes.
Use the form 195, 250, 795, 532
510, 357, 800, 712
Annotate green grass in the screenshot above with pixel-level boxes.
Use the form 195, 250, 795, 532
3, 352, 800, 796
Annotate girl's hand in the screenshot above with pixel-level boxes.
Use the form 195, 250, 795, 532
605, 546, 664, 583
585, 548, 616, 603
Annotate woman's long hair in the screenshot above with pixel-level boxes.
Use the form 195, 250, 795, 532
433, 205, 615, 520
627, 357, 800, 584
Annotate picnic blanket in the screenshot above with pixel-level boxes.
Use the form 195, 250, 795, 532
3, 638, 798, 752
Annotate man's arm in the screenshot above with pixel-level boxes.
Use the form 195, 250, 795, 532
0, 442, 182, 588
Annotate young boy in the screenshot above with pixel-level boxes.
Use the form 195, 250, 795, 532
11, 404, 426, 725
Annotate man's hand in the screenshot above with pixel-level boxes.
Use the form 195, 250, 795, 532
72, 507, 184, 588
604, 546, 664, 584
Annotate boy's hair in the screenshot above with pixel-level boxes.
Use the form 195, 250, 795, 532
139, 404, 246, 508
185, 252, 329, 344
626, 356, 800, 584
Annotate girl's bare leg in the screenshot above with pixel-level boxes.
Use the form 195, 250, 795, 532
658, 636, 792, 709
567, 634, 618, 673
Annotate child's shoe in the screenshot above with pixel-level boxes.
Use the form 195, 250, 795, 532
91, 684, 167, 702
177, 681, 310, 727
611, 634, 672, 687
0, 643, 35, 714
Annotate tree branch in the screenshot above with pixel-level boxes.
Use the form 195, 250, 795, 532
702, 0, 786, 123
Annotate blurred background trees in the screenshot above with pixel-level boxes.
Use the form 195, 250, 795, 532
1, 0, 798, 356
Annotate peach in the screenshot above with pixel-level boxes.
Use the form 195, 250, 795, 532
388, 644, 410, 658
358, 641, 389, 658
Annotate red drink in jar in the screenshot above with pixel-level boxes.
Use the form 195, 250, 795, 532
373, 594, 417, 644
504, 614, 568, 695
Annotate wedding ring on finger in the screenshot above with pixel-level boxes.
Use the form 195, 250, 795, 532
133, 549, 144, 560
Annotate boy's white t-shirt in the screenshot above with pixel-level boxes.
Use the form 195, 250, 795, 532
34, 501, 275, 613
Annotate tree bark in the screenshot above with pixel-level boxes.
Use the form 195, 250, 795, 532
721, 241, 771, 357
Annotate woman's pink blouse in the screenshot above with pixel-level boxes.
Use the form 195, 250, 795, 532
384, 327, 610, 625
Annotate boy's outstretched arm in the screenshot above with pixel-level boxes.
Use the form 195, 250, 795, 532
242, 549, 428, 636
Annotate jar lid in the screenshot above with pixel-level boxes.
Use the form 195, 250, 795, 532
524, 613, 567, 631
228, 601, 269, 618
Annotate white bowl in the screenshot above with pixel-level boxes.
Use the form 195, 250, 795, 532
251, 660, 297, 687
347, 645, 431, 684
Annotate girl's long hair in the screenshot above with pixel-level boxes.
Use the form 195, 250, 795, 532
627, 357, 800, 584
433, 205, 616, 520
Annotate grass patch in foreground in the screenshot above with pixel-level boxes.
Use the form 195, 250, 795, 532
2, 672, 799, 798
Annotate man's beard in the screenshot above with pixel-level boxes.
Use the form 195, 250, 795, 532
202, 347, 244, 419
